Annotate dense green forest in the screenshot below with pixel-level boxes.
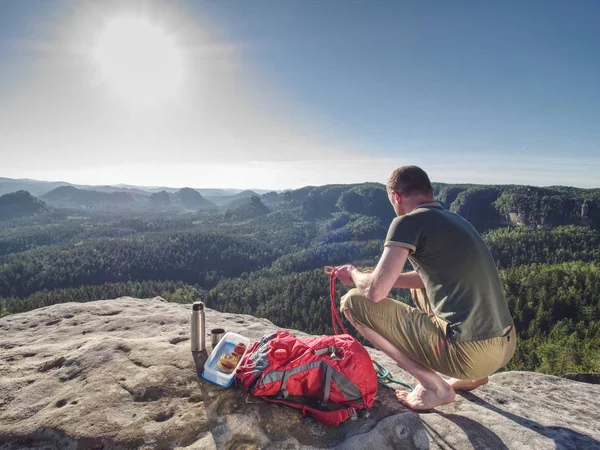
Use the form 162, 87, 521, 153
0, 181, 599, 376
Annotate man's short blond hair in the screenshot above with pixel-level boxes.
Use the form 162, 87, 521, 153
386, 166, 433, 197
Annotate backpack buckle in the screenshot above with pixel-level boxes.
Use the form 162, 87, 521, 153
330, 347, 345, 360
275, 390, 289, 400
315, 346, 345, 360
349, 407, 369, 420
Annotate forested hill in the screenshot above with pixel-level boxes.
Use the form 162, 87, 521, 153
277, 182, 599, 232
41, 186, 218, 212
0, 191, 49, 221
0, 180, 599, 376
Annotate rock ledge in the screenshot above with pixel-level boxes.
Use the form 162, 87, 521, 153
1, 297, 600, 449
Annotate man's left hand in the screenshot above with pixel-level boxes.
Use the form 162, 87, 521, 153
335, 264, 356, 285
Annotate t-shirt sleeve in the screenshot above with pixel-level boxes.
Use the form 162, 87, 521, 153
384, 215, 422, 253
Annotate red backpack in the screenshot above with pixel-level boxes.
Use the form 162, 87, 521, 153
236, 330, 378, 425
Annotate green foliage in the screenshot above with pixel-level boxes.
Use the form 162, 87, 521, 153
494, 185, 599, 227
0, 280, 202, 315
485, 225, 600, 268
225, 196, 270, 221
502, 262, 600, 374
42, 186, 138, 209
173, 188, 217, 211
450, 186, 503, 232
270, 240, 381, 275
300, 185, 355, 219
0, 214, 229, 256
0, 190, 49, 221
150, 190, 171, 208
261, 191, 281, 205
211, 211, 316, 254
205, 269, 334, 334
0, 231, 278, 298
205, 269, 410, 336
317, 213, 386, 244
335, 184, 395, 224
433, 184, 470, 209
0, 297, 8, 318
41, 186, 218, 212
0, 223, 84, 255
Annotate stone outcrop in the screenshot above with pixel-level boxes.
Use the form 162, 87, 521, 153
1, 297, 600, 449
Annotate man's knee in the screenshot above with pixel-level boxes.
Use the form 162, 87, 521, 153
340, 288, 364, 312
340, 288, 369, 324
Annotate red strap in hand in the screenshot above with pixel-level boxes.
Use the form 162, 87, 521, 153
326, 267, 349, 335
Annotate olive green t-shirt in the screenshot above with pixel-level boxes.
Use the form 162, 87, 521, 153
385, 202, 513, 342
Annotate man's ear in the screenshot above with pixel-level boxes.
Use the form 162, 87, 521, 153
393, 191, 403, 204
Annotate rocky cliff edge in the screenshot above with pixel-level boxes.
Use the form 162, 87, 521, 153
1, 297, 599, 450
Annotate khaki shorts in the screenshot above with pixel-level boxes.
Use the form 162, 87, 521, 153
340, 288, 516, 380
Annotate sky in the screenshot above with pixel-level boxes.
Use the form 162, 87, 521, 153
0, 0, 599, 190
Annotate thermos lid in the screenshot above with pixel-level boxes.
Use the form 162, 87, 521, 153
192, 302, 204, 311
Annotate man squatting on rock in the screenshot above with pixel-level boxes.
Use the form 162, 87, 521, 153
334, 166, 516, 410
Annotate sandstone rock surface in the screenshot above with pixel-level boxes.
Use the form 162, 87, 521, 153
1, 297, 599, 449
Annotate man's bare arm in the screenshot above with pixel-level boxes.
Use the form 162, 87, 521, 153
394, 270, 425, 289
349, 246, 410, 303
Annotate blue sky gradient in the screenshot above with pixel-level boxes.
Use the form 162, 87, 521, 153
0, 0, 598, 189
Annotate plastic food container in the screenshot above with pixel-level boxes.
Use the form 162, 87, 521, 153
201, 331, 251, 387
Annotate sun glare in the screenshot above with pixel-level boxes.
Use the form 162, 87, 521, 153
94, 18, 183, 105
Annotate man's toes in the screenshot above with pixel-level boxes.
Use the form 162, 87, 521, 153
395, 390, 409, 402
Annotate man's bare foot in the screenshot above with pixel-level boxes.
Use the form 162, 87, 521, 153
395, 383, 455, 411
447, 377, 488, 391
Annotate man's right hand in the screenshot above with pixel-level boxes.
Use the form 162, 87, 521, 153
334, 264, 356, 285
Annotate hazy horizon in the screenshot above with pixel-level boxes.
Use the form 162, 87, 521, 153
1, 172, 598, 193
1, 1, 599, 189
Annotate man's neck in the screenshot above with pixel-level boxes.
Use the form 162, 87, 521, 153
404, 196, 436, 214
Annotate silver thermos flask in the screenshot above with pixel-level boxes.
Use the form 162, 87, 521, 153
191, 302, 205, 352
